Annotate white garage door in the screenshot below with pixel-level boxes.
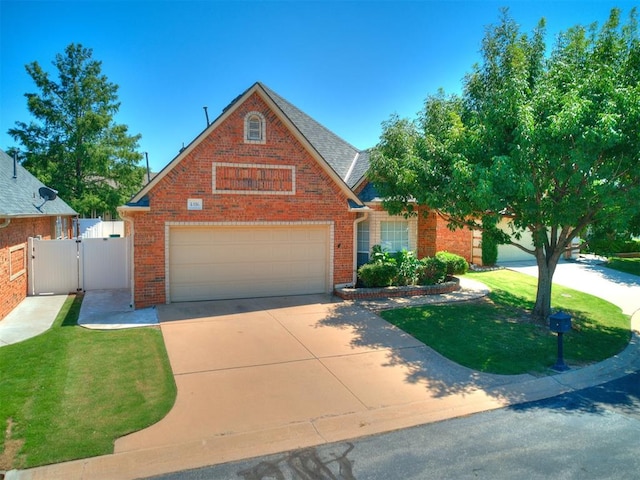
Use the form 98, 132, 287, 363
169, 225, 329, 302
497, 219, 534, 263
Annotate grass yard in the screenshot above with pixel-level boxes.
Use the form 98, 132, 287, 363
605, 257, 640, 277
0, 294, 176, 470
381, 270, 630, 376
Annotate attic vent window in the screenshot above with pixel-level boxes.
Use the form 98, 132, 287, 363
244, 111, 266, 144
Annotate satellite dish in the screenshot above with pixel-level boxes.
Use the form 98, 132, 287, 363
35, 186, 58, 211
39, 186, 58, 201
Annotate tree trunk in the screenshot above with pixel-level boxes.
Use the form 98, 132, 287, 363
532, 247, 562, 323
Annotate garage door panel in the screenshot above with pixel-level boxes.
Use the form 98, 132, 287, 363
172, 229, 213, 245
169, 226, 329, 302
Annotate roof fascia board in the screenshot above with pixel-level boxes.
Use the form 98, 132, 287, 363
0, 213, 76, 219
353, 174, 369, 192
117, 205, 151, 213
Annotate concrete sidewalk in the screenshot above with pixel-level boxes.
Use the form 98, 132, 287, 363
0, 295, 68, 347
77, 289, 158, 329
3, 268, 640, 480
0, 290, 158, 348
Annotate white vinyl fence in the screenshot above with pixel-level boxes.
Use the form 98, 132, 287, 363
76, 219, 125, 238
28, 236, 130, 295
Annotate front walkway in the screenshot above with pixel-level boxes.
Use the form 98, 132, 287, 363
0, 295, 67, 347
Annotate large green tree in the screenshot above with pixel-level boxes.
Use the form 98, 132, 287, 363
369, 8, 640, 321
9, 43, 145, 218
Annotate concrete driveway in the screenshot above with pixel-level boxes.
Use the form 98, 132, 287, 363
114, 294, 529, 463
504, 257, 640, 316
12, 271, 640, 479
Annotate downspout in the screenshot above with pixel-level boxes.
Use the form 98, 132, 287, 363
118, 208, 136, 309
0, 218, 10, 229
352, 211, 369, 286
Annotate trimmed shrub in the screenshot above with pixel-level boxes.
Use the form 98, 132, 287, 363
621, 240, 640, 253
584, 226, 640, 256
358, 262, 398, 287
416, 257, 447, 285
481, 231, 499, 266
435, 251, 469, 275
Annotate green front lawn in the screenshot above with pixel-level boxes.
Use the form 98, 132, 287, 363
605, 257, 640, 276
0, 294, 176, 469
381, 270, 630, 375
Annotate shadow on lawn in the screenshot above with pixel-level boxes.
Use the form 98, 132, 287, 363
318, 301, 535, 404
60, 293, 84, 327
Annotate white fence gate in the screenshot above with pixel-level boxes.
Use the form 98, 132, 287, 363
28, 237, 130, 295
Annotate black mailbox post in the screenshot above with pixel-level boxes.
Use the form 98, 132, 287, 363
549, 311, 572, 371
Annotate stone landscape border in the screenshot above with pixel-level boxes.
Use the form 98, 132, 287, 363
334, 277, 461, 300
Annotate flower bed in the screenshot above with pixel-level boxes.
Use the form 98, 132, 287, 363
335, 277, 461, 300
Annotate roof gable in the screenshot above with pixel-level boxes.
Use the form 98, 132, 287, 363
0, 149, 76, 217
260, 85, 362, 182
128, 83, 369, 206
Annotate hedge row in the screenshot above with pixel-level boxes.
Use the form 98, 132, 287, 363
357, 247, 468, 288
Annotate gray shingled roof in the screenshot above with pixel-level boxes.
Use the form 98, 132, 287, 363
0, 149, 77, 217
261, 84, 370, 188
126, 82, 374, 206
347, 149, 371, 189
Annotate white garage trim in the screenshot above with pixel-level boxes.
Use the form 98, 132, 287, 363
164, 221, 334, 303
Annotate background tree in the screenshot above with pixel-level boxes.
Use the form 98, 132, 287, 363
8, 43, 145, 218
369, 8, 640, 322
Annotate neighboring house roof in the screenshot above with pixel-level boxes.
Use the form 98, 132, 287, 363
0, 149, 77, 218
126, 82, 371, 207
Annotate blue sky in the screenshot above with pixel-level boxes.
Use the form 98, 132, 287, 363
1, 0, 636, 173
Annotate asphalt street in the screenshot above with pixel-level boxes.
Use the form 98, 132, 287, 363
145, 370, 640, 480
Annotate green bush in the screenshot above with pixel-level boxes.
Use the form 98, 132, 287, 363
481, 231, 499, 266
435, 251, 469, 275
359, 246, 452, 287
620, 240, 640, 253
416, 257, 447, 285
393, 249, 421, 285
584, 227, 640, 256
370, 244, 395, 264
358, 262, 398, 287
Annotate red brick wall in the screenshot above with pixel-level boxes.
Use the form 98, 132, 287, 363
417, 208, 437, 258
422, 210, 473, 262
131, 92, 357, 308
354, 198, 473, 262
415, 208, 474, 262
0, 217, 54, 320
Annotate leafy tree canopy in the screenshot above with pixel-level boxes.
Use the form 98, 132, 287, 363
369, 8, 640, 320
8, 43, 145, 218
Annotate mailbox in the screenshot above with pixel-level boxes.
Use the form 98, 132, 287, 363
549, 311, 572, 333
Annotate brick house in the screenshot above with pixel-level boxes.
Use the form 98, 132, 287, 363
0, 149, 76, 320
119, 83, 474, 309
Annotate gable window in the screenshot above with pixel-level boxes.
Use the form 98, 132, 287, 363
380, 220, 409, 253
244, 111, 266, 144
